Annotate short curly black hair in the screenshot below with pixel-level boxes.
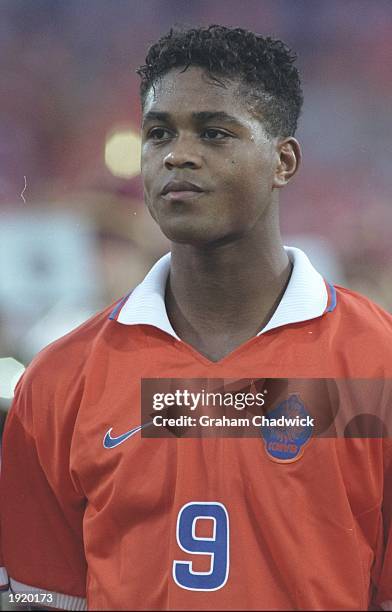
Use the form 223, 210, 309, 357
136, 25, 303, 138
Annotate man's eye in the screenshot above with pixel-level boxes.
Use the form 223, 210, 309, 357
203, 129, 230, 140
149, 128, 172, 140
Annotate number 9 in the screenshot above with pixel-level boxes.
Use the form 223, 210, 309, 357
173, 501, 229, 591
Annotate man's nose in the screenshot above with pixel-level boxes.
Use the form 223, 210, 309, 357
163, 139, 202, 170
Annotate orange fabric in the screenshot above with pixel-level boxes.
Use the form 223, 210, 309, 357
1, 288, 392, 610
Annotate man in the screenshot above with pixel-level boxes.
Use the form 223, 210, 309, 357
1, 25, 392, 611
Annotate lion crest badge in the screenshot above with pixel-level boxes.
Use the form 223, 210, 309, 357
261, 394, 313, 463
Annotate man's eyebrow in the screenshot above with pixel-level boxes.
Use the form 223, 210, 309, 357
142, 111, 170, 127
142, 110, 245, 127
192, 111, 244, 126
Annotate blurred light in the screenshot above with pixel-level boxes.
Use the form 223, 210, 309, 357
0, 357, 25, 400
105, 128, 141, 178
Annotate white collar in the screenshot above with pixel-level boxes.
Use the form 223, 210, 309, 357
111, 247, 330, 339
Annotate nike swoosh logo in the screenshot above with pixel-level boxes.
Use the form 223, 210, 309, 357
103, 422, 153, 449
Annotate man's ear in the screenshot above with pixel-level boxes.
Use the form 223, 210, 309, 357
273, 137, 302, 188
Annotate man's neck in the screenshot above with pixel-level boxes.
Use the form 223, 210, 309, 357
165, 218, 292, 362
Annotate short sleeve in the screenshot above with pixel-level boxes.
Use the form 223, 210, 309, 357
0, 527, 9, 591
0, 368, 87, 611
376, 443, 392, 610
0, 432, 10, 592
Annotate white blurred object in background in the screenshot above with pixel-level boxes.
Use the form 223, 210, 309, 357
23, 299, 96, 359
0, 210, 99, 315
0, 357, 25, 400
0, 209, 102, 360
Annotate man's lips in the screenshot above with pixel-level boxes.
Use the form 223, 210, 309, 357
161, 190, 205, 201
161, 180, 205, 200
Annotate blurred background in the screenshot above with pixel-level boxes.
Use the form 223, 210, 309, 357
0, 0, 391, 607
0, 0, 392, 470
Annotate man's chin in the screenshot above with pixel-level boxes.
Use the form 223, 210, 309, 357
158, 221, 225, 246
158, 222, 244, 249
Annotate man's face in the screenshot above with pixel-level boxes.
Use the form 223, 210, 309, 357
141, 66, 281, 246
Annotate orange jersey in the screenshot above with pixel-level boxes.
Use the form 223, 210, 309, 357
1, 247, 392, 611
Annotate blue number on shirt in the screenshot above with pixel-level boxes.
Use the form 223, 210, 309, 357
173, 501, 229, 591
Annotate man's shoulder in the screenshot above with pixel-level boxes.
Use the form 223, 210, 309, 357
333, 285, 392, 333
21, 300, 123, 390
331, 285, 392, 370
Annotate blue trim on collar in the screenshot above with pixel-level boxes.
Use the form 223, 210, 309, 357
109, 292, 132, 321
326, 283, 337, 312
